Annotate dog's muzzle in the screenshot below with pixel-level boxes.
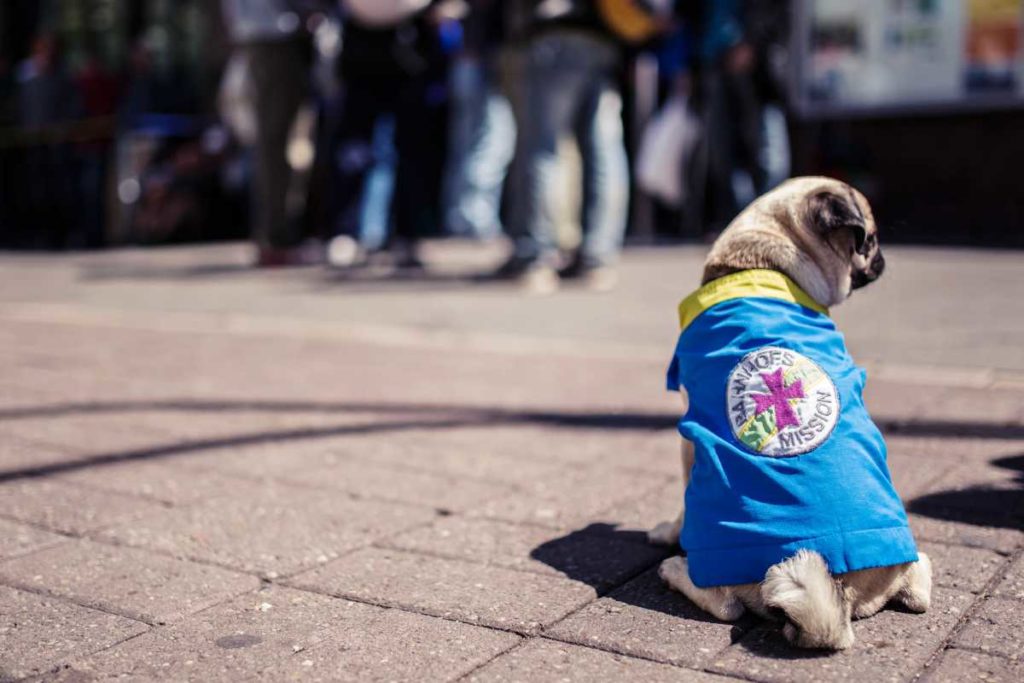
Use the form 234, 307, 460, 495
852, 252, 885, 290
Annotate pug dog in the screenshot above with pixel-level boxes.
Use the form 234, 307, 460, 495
648, 177, 931, 650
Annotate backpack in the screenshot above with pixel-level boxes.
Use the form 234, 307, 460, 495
341, 0, 431, 27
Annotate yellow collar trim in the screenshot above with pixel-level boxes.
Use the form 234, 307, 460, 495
678, 269, 829, 332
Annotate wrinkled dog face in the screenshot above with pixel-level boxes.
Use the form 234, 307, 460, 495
703, 177, 885, 307
803, 185, 885, 295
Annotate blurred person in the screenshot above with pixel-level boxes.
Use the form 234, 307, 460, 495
119, 40, 200, 124
745, 0, 790, 194
696, 0, 790, 234
15, 34, 80, 249
75, 50, 119, 121
499, 0, 631, 293
0, 57, 14, 126
221, 0, 321, 267
16, 34, 78, 128
442, 0, 516, 241
73, 49, 120, 248
325, 1, 452, 270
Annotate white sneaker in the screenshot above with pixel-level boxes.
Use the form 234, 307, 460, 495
326, 235, 363, 269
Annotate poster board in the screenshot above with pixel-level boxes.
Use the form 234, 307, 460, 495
792, 0, 1024, 117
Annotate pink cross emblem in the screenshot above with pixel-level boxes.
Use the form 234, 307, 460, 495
752, 368, 805, 429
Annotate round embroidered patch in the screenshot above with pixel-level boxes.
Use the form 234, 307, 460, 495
725, 346, 840, 457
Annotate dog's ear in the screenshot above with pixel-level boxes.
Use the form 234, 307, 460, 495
807, 191, 868, 256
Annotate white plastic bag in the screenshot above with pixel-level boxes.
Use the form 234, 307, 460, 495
635, 94, 700, 208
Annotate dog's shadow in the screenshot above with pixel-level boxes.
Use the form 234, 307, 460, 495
908, 453, 1024, 529
529, 523, 798, 653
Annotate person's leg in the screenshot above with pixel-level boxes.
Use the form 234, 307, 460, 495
390, 76, 448, 266
759, 104, 790, 192
702, 67, 739, 233
358, 114, 396, 252
246, 41, 308, 250
328, 82, 382, 240
720, 68, 765, 211
505, 32, 585, 269
575, 60, 629, 272
444, 56, 515, 239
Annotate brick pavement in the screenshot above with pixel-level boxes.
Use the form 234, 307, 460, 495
1, 243, 1023, 682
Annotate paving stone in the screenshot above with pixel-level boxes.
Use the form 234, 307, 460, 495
56, 460, 262, 506
592, 481, 683, 536
0, 479, 166, 535
334, 425, 678, 469
286, 547, 596, 634
885, 436, 1024, 462
546, 569, 746, 669
93, 482, 436, 577
58, 586, 519, 682
887, 451, 961, 500
123, 409, 382, 442
0, 435, 72, 475
344, 443, 578, 488
928, 387, 1024, 425
0, 540, 259, 625
994, 554, 1024, 600
708, 588, 973, 682
0, 518, 66, 560
0, 414, 174, 456
921, 648, 1023, 682
187, 444, 516, 513
468, 468, 664, 529
382, 516, 666, 591
921, 541, 1007, 594
909, 514, 1024, 555
279, 459, 516, 513
863, 381, 928, 422
0, 584, 148, 681
955, 598, 1024, 660
469, 638, 730, 682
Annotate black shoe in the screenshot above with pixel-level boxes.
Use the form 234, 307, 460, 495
487, 255, 541, 280
557, 255, 588, 280
558, 257, 618, 291
390, 241, 426, 271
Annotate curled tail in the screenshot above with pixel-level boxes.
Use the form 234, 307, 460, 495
761, 549, 854, 650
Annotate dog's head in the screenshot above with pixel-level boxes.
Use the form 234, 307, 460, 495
702, 177, 885, 308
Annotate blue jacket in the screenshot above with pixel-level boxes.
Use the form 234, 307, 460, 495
666, 270, 917, 588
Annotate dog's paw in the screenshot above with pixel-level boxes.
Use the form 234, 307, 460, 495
647, 520, 682, 546
899, 552, 932, 613
711, 596, 746, 622
658, 556, 688, 589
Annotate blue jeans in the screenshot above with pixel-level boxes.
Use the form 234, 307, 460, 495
444, 56, 516, 239
509, 30, 629, 267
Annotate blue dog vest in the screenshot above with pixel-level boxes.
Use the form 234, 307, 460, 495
666, 270, 917, 588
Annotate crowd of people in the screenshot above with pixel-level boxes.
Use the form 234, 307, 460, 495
1, 1, 792, 293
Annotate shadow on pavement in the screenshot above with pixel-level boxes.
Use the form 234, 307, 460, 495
0, 399, 675, 431
2, 398, 1022, 439
80, 263, 255, 281
0, 399, 680, 483
529, 523, 772, 651
908, 453, 1024, 530
0, 416, 482, 483
883, 420, 1024, 440
530, 525, 923, 660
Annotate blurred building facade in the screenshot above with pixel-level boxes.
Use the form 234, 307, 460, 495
787, 0, 1024, 247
